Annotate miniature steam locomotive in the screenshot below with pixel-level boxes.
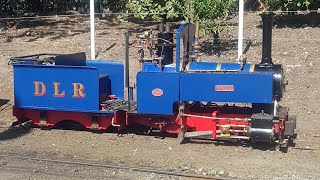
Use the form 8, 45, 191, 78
10, 12, 296, 151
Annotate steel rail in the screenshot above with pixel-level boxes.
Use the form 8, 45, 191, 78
0, 154, 228, 180
0, 165, 114, 179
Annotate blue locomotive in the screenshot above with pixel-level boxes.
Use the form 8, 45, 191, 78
10, 12, 296, 150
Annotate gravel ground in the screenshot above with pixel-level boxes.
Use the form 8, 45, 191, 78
0, 12, 320, 179
0, 153, 186, 180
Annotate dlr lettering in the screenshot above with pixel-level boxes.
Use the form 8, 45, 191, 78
33, 81, 86, 98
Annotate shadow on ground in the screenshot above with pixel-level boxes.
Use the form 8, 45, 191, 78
0, 121, 33, 141
255, 13, 320, 29
201, 39, 257, 57
0, 99, 10, 107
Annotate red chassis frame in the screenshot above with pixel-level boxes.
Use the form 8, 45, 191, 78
13, 107, 113, 130
13, 104, 285, 144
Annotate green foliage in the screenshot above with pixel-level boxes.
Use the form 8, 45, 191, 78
126, 0, 182, 20
0, 0, 235, 36
0, 0, 111, 17
188, 0, 235, 36
190, 0, 235, 21
1, 0, 319, 37
258, 0, 318, 10
107, 0, 126, 12
126, 0, 235, 36
283, 0, 315, 10
126, 0, 235, 21
0, 0, 28, 17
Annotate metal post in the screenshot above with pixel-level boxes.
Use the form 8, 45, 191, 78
159, 20, 164, 33
165, 22, 171, 32
90, 0, 95, 59
237, 0, 244, 60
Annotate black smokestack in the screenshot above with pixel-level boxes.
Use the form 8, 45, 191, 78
260, 12, 275, 66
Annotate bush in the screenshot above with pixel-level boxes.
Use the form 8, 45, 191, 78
126, 0, 183, 20
191, 0, 235, 36
0, 0, 111, 17
255, 0, 319, 10
282, 0, 317, 10
126, 0, 235, 36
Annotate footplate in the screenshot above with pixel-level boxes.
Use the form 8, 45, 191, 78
100, 99, 128, 112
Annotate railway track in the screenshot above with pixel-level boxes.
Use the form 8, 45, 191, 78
0, 165, 115, 179
0, 154, 227, 180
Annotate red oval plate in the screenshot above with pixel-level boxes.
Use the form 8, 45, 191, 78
152, 88, 163, 97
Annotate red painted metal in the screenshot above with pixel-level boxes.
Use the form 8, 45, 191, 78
13, 107, 113, 130
113, 110, 126, 131
13, 106, 285, 142
274, 123, 280, 134
125, 107, 253, 140
98, 116, 113, 130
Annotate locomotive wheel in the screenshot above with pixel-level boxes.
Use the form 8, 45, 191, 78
11, 120, 22, 127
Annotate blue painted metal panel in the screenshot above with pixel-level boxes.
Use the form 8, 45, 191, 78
142, 63, 176, 72
137, 72, 179, 115
180, 73, 273, 103
188, 62, 253, 72
188, 62, 218, 70
13, 64, 100, 112
86, 60, 124, 99
220, 63, 251, 71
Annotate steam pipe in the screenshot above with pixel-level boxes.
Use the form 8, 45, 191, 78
260, 12, 275, 66
194, 22, 200, 60
125, 32, 131, 111
125, 32, 129, 87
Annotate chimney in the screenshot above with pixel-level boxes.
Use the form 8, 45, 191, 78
260, 12, 275, 66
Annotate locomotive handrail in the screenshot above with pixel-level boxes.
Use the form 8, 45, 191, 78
186, 69, 240, 73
